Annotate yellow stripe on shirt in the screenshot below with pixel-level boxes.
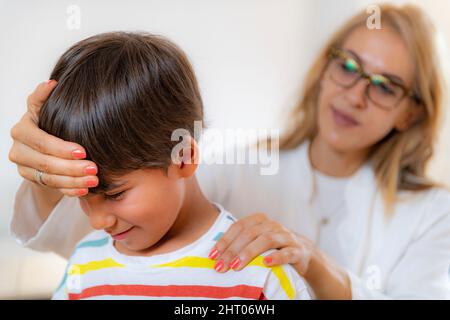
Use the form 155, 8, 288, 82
151, 256, 216, 269
69, 258, 125, 276
151, 255, 295, 299
270, 266, 295, 299
247, 256, 295, 299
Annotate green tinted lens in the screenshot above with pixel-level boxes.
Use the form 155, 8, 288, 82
371, 74, 388, 86
368, 74, 404, 108
344, 58, 359, 72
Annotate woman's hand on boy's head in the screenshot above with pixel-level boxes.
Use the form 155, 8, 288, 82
8, 80, 99, 197
26, 80, 58, 122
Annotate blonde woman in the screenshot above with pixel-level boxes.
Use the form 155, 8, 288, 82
8, 4, 450, 299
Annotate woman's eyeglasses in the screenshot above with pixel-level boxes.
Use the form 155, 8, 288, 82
327, 47, 421, 110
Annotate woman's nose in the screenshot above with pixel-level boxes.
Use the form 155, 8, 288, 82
344, 78, 369, 110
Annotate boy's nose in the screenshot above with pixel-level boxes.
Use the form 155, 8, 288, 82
80, 196, 117, 230
89, 213, 117, 230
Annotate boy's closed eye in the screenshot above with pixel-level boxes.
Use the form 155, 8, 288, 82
102, 180, 130, 201
104, 190, 127, 201
79, 187, 128, 201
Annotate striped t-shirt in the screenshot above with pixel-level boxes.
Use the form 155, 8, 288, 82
52, 206, 310, 300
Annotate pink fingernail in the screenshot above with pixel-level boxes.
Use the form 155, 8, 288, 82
84, 166, 97, 175
264, 256, 272, 264
78, 189, 88, 196
72, 150, 86, 159
85, 179, 97, 187
208, 248, 219, 259
214, 260, 224, 272
229, 257, 241, 270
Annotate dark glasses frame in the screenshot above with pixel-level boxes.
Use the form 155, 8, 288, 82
327, 47, 422, 109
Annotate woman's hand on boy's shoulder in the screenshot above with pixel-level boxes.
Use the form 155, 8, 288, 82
208, 212, 314, 276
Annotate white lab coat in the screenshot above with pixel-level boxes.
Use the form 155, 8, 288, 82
10, 141, 450, 299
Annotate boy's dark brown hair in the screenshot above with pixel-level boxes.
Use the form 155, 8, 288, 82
39, 32, 204, 193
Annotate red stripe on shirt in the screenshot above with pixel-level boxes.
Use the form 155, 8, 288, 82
69, 284, 263, 300
259, 291, 267, 300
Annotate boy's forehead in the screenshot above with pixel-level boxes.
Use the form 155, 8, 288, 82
99, 171, 136, 190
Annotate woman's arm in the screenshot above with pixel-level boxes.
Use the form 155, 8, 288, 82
10, 179, 92, 258
209, 213, 351, 299
300, 242, 351, 299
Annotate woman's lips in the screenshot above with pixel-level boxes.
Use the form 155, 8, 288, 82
111, 227, 134, 241
331, 106, 360, 127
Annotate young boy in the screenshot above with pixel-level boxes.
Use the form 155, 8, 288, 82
40, 32, 309, 300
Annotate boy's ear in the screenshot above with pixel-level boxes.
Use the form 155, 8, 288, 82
172, 135, 199, 178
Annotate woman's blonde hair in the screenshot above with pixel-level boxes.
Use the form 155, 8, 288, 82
279, 4, 445, 214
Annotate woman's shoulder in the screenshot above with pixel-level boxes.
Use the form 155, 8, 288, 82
399, 185, 450, 210
397, 186, 450, 235
423, 186, 450, 218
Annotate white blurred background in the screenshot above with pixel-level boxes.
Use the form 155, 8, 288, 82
0, 0, 449, 299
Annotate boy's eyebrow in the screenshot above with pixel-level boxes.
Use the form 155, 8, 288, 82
104, 181, 128, 193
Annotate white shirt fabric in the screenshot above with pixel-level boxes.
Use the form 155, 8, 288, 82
10, 141, 450, 299
311, 170, 349, 267
52, 205, 309, 300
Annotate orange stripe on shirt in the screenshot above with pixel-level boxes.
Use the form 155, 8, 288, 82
68, 284, 263, 300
